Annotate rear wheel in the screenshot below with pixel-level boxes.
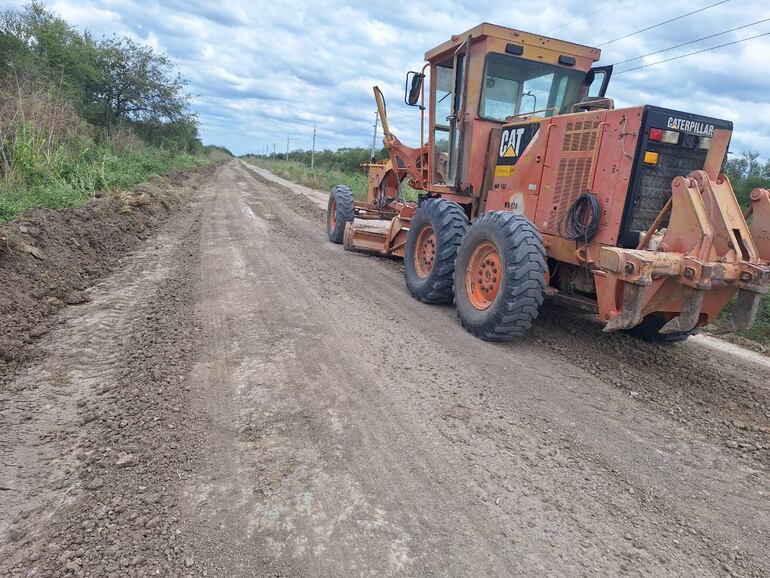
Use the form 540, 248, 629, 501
629, 313, 696, 344
327, 184, 354, 243
404, 198, 469, 304
455, 211, 546, 341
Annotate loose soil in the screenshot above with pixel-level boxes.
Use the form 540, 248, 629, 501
1, 160, 768, 577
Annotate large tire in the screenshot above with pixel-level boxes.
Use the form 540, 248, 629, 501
629, 313, 695, 344
327, 184, 354, 243
404, 198, 469, 304
455, 211, 546, 341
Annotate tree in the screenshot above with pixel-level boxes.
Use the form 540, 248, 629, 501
0, 2, 100, 105
91, 36, 192, 126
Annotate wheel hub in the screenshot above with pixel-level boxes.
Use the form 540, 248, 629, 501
329, 199, 337, 230
466, 241, 501, 310
414, 225, 436, 278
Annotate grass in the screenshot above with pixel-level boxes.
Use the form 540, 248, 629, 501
242, 156, 421, 202
712, 293, 770, 346
243, 157, 370, 200
0, 133, 212, 222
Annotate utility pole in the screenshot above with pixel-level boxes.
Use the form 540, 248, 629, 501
273, 143, 276, 158
286, 137, 289, 161
311, 122, 317, 170
370, 110, 379, 163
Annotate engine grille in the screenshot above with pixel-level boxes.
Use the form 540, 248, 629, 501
627, 143, 708, 234
549, 121, 600, 228
562, 120, 600, 153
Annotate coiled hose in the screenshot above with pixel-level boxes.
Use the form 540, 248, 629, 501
559, 192, 601, 243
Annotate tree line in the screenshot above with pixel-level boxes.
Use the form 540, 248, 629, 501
0, 1, 200, 153
724, 151, 770, 207
258, 147, 389, 174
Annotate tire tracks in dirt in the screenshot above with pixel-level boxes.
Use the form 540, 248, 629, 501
2, 160, 768, 577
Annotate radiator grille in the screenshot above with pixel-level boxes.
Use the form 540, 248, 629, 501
627, 144, 708, 233
551, 157, 592, 223
562, 120, 600, 152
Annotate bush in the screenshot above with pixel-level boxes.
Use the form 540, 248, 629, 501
0, 3, 220, 222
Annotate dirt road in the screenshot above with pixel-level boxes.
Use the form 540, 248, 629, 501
2, 159, 768, 577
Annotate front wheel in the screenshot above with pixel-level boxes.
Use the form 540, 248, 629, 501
404, 198, 469, 304
455, 211, 546, 341
327, 184, 354, 243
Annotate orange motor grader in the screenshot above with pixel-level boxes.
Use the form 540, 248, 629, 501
326, 23, 770, 342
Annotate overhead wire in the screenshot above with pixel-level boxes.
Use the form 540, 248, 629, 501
546, 0, 625, 35
613, 16, 770, 66
615, 30, 770, 74
597, 0, 730, 46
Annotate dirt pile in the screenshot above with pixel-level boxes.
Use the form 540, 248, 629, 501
0, 166, 216, 370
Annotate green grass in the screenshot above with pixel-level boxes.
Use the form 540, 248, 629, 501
243, 156, 420, 202
712, 293, 770, 345
244, 157, 369, 200
0, 131, 211, 222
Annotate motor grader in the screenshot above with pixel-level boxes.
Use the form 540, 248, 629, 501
326, 23, 770, 342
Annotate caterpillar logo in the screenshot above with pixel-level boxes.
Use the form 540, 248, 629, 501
495, 123, 539, 177
499, 127, 526, 158
667, 117, 715, 137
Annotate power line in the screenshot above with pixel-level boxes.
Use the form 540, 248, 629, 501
613, 16, 770, 65
547, 0, 625, 34
598, 0, 730, 46
616, 30, 770, 74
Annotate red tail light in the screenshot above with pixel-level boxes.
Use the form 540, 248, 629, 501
649, 128, 664, 141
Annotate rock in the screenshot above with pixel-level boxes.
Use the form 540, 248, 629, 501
86, 478, 104, 490
20, 242, 45, 260
8, 527, 26, 542
29, 323, 49, 339
64, 291, 89, 305
0, 338, 17, 362
116, 453, 139, 468
18, 223, 42, 237
725, 440, 739, 449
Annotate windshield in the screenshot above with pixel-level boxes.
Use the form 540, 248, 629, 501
479, 53, 585, 121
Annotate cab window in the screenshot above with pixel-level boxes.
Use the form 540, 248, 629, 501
479, 53, 585, 121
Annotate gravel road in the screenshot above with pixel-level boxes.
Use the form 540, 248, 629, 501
2, 159, 768, 577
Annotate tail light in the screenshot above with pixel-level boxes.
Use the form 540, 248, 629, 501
649, 128, 680, 144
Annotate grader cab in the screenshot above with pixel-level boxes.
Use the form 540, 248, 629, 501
326, 23, 770, 342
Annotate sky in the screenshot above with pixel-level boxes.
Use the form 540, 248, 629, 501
13, 0, 770, 157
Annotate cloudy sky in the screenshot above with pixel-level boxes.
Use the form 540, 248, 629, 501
15, 0, 770, 157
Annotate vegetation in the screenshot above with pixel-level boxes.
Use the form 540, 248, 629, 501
0, 2, 226, 222
243, 147, 419, 201
724, 151, 770, 208
243, 156, 370, 199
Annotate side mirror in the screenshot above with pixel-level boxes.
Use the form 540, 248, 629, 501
404, 71, 424, 107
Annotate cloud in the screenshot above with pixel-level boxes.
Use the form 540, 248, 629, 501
16, 0, 770, 158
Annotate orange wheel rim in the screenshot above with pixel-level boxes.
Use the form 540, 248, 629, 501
466, 241, 501, 310
329, 199, 337, 229
414, 225, 436, 278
